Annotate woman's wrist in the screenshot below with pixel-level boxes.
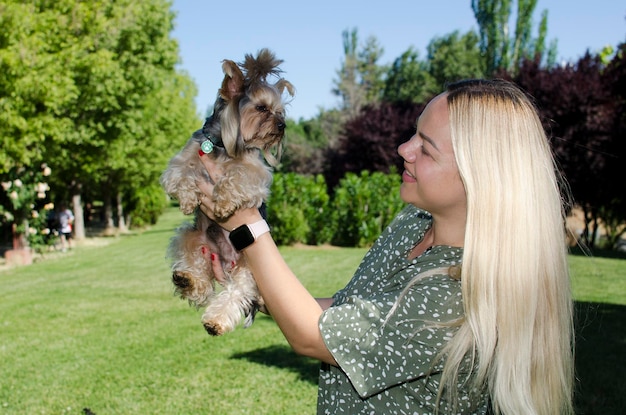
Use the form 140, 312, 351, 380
220, 207, 264, 231
229, 219, 270, 251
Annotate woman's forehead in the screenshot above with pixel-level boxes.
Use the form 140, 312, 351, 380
417, 94, 450, 141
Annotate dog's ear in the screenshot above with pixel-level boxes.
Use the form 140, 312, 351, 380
219, 60, 245, 101
275, 79, 295, 97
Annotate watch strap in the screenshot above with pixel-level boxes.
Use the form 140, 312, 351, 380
246, 219, 270, 240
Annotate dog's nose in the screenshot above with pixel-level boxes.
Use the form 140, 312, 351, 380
277, 122, 285, 131
172, 272, 190, 288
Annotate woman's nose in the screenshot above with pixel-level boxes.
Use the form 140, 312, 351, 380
398, 135, 419, 160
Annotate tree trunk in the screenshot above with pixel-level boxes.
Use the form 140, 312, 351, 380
116, 191, 128, 232
71, 193, 85, 240
102, 184, 115, 230
591, 214, 600, 249
11, 222, 27, 250
581, 204, 594, 249
8, 222, 32, 266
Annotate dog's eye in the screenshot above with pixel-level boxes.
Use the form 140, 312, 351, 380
256, 105, 268, 113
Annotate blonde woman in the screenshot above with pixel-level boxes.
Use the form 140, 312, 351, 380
197, 79, 574, 414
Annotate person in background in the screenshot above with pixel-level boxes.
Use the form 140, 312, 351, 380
198, 79, 574, 414
57, 203, 74, 252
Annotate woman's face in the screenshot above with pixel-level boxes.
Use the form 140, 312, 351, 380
397, 93, 466, 219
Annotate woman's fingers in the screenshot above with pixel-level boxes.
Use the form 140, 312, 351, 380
210, 252, 229, 284
198, 152, 224, 181
196, 180, 213, 202
200, 246, 228, 284
197, 199, 215, 221
196, 152, 220, 219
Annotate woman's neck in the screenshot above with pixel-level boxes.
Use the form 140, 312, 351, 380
408, 228, 435, 259
408, 219, 465, 260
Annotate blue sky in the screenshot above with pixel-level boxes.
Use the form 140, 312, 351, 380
171, 0, 625, 120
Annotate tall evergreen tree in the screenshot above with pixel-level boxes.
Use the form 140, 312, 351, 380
333, 28, 386, 119
472, 0, 556, 74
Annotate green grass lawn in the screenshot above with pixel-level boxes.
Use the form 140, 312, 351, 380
1, 207, 624, 414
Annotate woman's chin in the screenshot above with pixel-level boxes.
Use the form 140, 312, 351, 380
399, 185, 413, 204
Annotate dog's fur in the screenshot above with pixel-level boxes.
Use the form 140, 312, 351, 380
160, 49, 294, 335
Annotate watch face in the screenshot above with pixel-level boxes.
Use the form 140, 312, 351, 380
229, 225, 255, 250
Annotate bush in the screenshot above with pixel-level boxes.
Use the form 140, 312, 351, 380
127, 184, 169, 228
0, 163, 56, 251
267, 173, 332, 245
267, 171, 404, 247
330, 170, 404, 247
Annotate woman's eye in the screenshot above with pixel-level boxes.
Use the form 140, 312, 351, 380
421, 147, 430, 157
256, 105, 268, 112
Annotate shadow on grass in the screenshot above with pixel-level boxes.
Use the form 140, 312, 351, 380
569, 245, 626, 260
575, 301, 626, 415
231, 344, 319, 384
232, 303, 625, 412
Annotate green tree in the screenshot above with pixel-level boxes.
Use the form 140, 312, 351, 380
427, 30, 486, 88
60, 0, 198, 235
472, 0, 557, 74
333, 28, 386, 118
383, 31, 485, 105
0, 1, 78, 172
359, 36, 387, 104
0, 0, 199, 240
280, 118, 329, 175
383, 47, 436, 104
0, 0, 86, 243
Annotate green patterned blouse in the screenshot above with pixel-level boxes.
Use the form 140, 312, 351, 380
317, 205, 488, 414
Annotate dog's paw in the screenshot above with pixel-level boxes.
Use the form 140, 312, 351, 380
212, 199, 236, 221
179, 196, 201, 215
201, 311, 239, 336
201, 295, 246, 336
203, 321, 226, 336
172, 271, 192, 290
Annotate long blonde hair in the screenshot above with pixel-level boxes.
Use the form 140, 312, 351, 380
440, 79, 574, 414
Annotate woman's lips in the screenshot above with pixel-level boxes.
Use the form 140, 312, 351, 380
402, 170, 416, 183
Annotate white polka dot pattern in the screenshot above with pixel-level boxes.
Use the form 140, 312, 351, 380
316, 205, 488, 414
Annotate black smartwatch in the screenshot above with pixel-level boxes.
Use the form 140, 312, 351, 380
229, 220, 270, 251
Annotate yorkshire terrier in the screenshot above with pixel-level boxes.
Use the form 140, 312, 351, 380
160, 49, 294, 336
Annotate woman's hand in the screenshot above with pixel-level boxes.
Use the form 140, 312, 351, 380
196, 152, 262, 230
196, 152, 335, 364
195, 153, 250, 285
194, 153, 221, 221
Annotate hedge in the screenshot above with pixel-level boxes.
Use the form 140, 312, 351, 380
267, 170, 404, 247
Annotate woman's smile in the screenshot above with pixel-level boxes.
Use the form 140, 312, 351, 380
402, 169, 416, 183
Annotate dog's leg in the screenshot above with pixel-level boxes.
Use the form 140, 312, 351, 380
212, 159, 272, 220
201, 266, 261, 336
167, 215, 218, 307
160, 136, 206, 215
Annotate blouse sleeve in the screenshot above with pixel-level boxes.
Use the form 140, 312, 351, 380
319, 274, 463, 398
